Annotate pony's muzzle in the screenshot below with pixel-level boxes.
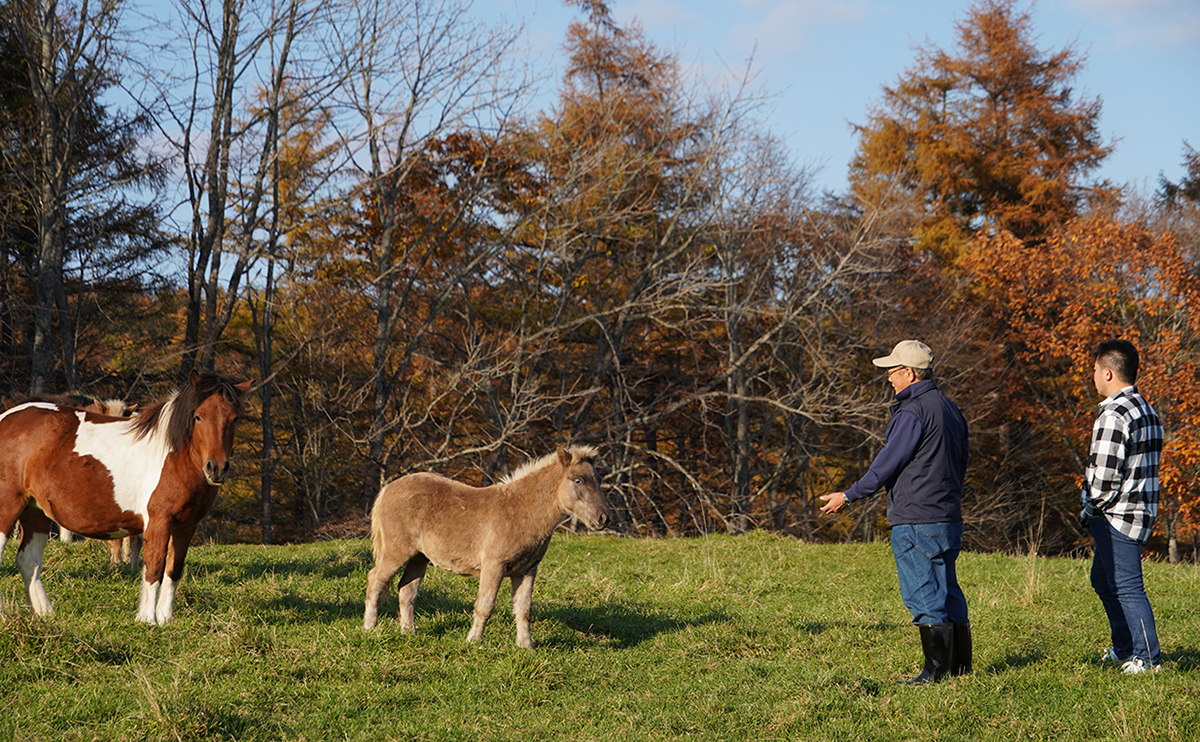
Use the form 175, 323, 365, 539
589, 510, 609, 530
205, 460, 230, 485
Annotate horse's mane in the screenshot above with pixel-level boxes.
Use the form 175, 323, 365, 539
501, 445, 600, 485
130, 374, 247, 452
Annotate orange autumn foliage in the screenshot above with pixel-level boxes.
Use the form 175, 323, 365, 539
850, 0, 1114, 263
962, 217, 1200, 537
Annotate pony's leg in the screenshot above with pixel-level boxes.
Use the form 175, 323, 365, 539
137, 576, 159, 623
511, 567, 539, 650
15, 512, 54, 616
128, 534, 143, 573
138, 518, 171, 624
155, 524, 196, 624
363, 547, 409, 631
108, 539, 123, 567
0, 508, 20, 614
396, 556, 429, 634
467, 563, 505, 643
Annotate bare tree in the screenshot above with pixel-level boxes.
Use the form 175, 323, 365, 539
133, 0, 329, 378
320, 0, 531, 499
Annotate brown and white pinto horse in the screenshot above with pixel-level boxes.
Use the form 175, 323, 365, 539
1, 393, 135, 557
4, 395, 141, 563
1, 396, 144, 569
0, 373, 250, 624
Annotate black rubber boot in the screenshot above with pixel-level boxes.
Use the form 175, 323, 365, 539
904, 623, 955, 684
951, 621, 973, 677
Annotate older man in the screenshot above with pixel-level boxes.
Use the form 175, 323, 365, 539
820, 340, 971, 684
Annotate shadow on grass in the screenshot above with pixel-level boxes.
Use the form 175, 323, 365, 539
542, 603, 733, 649
985, 649, 1047, 674
186, 547, 372, 583
267, 589, 722, 652
41, 543, 372, 586
250, 582, 475, 626
793, 620, 899, 635
1162, 646, 1200, 671
182, 703, 285, 741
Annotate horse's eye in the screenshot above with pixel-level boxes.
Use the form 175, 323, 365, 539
194, 415, 201, 422
574, 478, 583, 485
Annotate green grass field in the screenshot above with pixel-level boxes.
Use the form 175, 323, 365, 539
1, 531, 1197, 741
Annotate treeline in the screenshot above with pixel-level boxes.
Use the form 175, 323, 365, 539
2, 0, 1199, 555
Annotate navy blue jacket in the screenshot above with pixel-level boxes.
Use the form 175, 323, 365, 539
843, 379, 968, 525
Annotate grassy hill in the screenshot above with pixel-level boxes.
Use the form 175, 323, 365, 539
1, 532, 1197, 741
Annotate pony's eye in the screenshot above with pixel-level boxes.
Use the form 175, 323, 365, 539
194, 415, 201, 422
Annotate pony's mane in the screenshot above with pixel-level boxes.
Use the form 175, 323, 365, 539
501, 445, 600, 485
90, 398, 132, 416
130, 374, 247, 452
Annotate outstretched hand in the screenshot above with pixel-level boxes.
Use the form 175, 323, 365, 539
819, 492, 847, 514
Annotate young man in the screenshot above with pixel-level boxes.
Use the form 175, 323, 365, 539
820, 340, 971, 684
1082, 339, 1163, 674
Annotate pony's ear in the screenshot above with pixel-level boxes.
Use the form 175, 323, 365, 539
235, 380, 252, 395
557, 444, 571, 468
188, 370, 201, 386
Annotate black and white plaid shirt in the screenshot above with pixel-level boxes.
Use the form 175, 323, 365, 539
1081, 385, 1163, 543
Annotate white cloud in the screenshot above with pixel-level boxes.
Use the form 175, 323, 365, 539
1067, 0, 1200, 48
616, 0, 709, 29
726, 0, 873, 58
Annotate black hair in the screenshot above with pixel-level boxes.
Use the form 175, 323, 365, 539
1092, 339, 1139, 384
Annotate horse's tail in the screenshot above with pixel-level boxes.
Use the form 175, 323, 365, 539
369, 485, 387, 565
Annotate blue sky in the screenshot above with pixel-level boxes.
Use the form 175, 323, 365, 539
485, 0, 1200, 195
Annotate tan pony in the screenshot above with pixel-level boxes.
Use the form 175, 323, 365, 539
363, 445, 608, 649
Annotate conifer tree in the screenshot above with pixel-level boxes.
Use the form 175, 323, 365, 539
850, 0, 1113, 260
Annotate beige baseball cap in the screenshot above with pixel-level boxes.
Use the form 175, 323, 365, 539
872, 340, 934, 369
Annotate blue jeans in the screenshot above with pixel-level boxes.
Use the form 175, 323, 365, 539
1090, 517, 1160, 664
891, 523, 969, 625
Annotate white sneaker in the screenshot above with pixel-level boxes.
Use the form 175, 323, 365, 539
1120, 657, 1161, 675
1100, 647, 1130, 663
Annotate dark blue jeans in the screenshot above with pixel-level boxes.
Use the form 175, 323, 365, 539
891, 522, 969, 625
1090, 517, 1160, 664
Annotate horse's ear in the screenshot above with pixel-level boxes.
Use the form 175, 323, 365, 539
557, 444, 571, 468
235, 379, 252, 395
188, 370, 201, 386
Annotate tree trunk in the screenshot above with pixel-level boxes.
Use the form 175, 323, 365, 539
254, 256, 277, 545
